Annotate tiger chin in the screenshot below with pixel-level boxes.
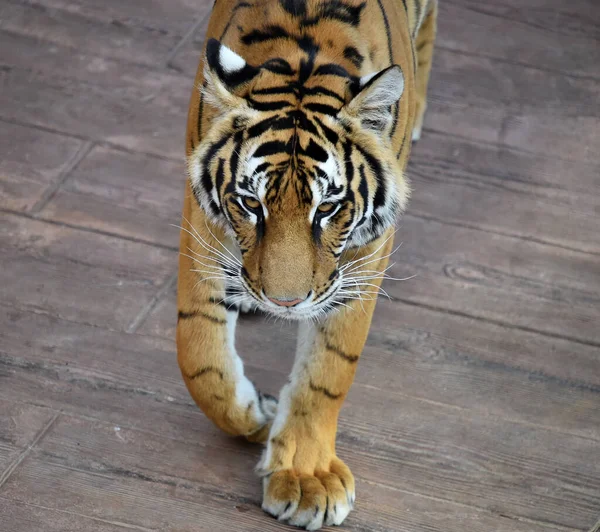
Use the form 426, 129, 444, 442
177, 0, 437, 529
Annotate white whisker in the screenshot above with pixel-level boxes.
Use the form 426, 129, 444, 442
174, 219, 241, 269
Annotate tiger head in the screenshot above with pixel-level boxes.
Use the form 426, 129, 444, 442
188, 39, 409, 320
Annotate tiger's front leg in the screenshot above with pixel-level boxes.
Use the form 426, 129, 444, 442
258, 233, 393, 530
176, 213, 277, 443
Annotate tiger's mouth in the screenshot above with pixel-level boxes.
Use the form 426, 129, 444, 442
236, 276, 345, 321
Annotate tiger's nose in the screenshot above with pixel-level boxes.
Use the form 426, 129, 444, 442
267, 295, 308, 307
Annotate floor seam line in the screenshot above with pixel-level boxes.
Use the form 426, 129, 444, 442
0, 495, 156, 531
405, 212, 600, 257
126, 272, 178, 333
0, 208, 179, 252
391, 297, 600, 349
434, 43, 600, 83
163, 13, 210, 68
0, 412, 60, 489
359, 478, 583, 532
29, 141, 95, 215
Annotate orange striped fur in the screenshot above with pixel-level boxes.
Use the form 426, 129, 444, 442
177, 0, 436, 528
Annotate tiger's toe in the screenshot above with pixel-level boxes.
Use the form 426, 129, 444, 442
261, 458, 355, 530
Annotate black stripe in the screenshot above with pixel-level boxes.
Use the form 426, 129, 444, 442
376, 0, 399, 138
356, 144, 386, 209
197, 80, 207, 141
219, 1, 252, 40
343, 140, 354, 194
304, 85, 345, 103
314, 63, 351, 78
292, 110, 319, 135
416, 38, 433, 53
262, 58, 296, 75
227, 131, 244, 194
200, 134, 230, 201
187, 366, 225, 380
326, 342, 359, 363
396, 124, 410, 159
343, 46, 365, 69
214, 157, 226, 199
303, 138, 328, 162
248, 98, 292, 111
302, 1, 366, 27
358, 163, 369, 210
304, 102, 339, 116
252, 86, 295, 96
242, 25, 293, 45
254, 140, 288, 158
280, 0, 307, 17
309, 380, 342, 400
247, 116, 279, 137
178, 310, 226, 325
314, 116, 339, 145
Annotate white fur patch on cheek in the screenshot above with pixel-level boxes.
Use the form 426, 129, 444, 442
187, 155, 201, 188
308, 180, 324, 223
211, 187, 221, 208
219, 45, 246, 73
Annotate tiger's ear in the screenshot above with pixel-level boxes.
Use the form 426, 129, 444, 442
203, 38, 260, 110
342, 65, 404, 132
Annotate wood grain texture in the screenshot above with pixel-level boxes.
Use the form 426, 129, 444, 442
0, 0, 212, 68
0, 414, 576, 532
0, 499, 144, 532
1, 303, 599, 529
0, 32, 190, 159
39, 145, 186, 245
0, 121, 84, 212
408, 130, 600, 253
0, 401, 56, 480
0, 0, 599, 530
0, 214, 176, 331
423, 49, 600, 164
437, 0, 600, 79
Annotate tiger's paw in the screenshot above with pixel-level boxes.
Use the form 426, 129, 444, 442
245, 392, 278, 443
259, 457, 355, 530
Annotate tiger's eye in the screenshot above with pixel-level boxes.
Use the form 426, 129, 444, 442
242, 196, 261, 210
317, 202, 336, 214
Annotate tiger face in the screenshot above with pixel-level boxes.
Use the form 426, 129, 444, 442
188, 39, 409, 319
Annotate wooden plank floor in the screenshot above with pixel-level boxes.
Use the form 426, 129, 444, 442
1, 1, 599, 530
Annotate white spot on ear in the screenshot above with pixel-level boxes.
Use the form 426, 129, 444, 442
359, 71, 378, 87
219, 44, 246, 73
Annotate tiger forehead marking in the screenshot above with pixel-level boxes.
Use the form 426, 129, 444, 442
187, 0, 419, 315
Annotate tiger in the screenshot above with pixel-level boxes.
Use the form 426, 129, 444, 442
177, 0, 437, 529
